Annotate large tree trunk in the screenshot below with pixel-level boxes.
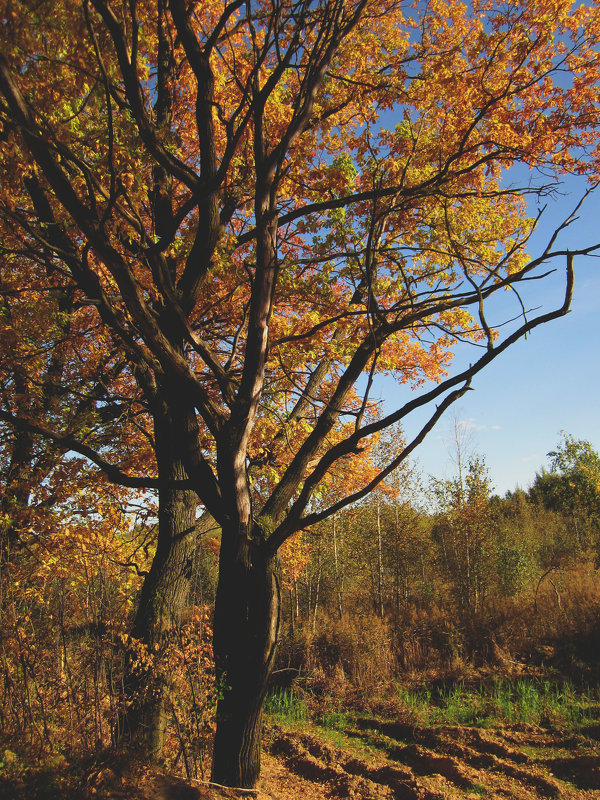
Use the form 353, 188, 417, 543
211, 520, 280, 788
117, 393, 199, 760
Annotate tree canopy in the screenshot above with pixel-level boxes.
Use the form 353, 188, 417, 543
2, 0, 600, 787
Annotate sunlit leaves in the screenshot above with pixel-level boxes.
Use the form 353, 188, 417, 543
2, 0, 600, 557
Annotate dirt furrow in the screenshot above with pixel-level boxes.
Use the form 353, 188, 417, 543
265, 715, 600, 799
268, 729, 444, 800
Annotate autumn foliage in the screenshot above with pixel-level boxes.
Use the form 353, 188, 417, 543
0, 490, 216, 774
2, 0, 600, 787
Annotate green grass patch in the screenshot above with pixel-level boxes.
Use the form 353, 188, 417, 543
316, 699, 348, 731
264, 688, 309, 724
395, 678, 600, 728
265, 678, 600, 747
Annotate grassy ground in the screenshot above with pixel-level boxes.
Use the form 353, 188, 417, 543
265, 677, 600, 730
2, 677, 600, 799
262, 677, 600, 798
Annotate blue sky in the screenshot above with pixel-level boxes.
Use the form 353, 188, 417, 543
378, 175, 600, 496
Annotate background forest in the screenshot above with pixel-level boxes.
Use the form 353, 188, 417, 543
2, 430, 600, 779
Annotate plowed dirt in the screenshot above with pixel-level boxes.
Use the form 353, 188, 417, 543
261, 716, 600, 800
3, 717, 600, 799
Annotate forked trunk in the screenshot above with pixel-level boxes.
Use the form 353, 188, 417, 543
117, 396, 198, 760
211, 521, 280, 788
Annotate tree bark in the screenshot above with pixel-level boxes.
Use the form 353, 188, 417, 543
332, 515, 344, 620
117, 392, 199, 760
211, 519, 280, 788
376, 495, 384, 619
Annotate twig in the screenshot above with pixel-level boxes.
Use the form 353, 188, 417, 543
191, 778, 259, 796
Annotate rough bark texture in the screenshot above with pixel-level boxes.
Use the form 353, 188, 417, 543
211, 520, 280, 788
117, 392, 198, 760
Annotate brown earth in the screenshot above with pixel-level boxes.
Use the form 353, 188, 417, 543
3, 717, 600, 799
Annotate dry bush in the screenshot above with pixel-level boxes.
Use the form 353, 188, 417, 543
282, 562, 600, 702
392, 602, 466, 675
0, 525, 216, 774
275, 611, 396, 699
425, 563, 600, 679
500, 563, 600, 676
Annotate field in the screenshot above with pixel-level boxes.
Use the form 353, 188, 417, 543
262, 712, 600, 799
260, 680, 600, 799
3, 678, 600, 800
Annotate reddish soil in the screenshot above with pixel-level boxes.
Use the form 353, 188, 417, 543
3, 717, 600, 799
261, 718, 600, 800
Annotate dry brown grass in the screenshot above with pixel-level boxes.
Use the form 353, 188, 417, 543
276, 562, 600, 699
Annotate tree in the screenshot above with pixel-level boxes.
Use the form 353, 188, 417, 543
432, 457, 497, 614
0, 242, 150, 560
530, 434, 600, 553
2, 0, 600, 787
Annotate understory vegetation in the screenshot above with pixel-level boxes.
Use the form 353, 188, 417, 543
2, 434, 600, 779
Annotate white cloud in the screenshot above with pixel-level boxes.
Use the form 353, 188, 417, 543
521, 454, 540, 464
455, 418, 501, 433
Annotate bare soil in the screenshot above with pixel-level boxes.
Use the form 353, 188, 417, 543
3, 717, 600, 799
262, 717, 600, 800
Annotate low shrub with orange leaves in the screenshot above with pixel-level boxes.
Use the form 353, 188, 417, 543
0, 508, 217, 777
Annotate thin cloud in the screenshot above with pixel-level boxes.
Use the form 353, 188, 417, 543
521, 454, 540, 464
455, 418, 501, 433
